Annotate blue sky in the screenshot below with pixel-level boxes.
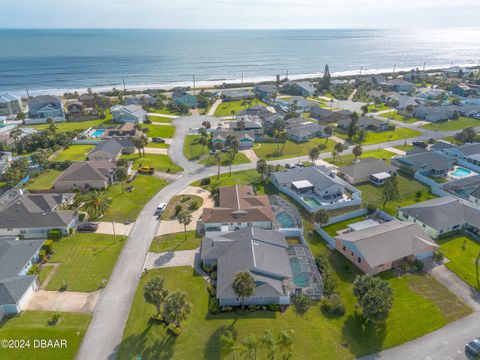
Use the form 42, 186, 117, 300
2, 0, 479, 29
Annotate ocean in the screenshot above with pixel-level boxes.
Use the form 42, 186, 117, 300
1, 28, 479, 95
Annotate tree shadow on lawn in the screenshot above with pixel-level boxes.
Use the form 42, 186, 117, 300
117, 321, 177, 360
341, 312, 387, 357
203, 322, 239, 360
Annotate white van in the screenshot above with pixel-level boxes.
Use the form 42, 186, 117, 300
156, 203, 167, 215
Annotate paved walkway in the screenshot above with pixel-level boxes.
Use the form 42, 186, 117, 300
330, 135, 346, 144
144, 250, 197, 269
143, 147, 168, 155
239, 148, 258, 163
430, 264, 480, 311
148, 122, 173, 126
385, 147, 406, 156
95, 222, 134, 236
147, 112, 178, 119
208, 99, 222, 115
25, 290, 101, 314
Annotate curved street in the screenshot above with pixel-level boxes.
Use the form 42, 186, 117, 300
77, 114, 479, 360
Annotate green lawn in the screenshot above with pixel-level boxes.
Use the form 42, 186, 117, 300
143, 124, 176, 138
45, 233, 126, 292
161, 195, 204, 220
27, 118, 113, 132
121, 153, 183, 173
25, 169, 62, 190
438, 234, 480, 290
192, 168, 268, 192
146, 142, 169, 149
38, 264, 55, 286
322, 216, 369, 236
149, 116, 173, 123
379, 111, 418, 124
325, 149, 396, 166
254, 138, 334, 160
214, 99, 269, 117
53, 145, 93, 161
0, 311, 91, 360
150, 231, 202, 253
148, 107, 178, 116
183, 135, 206, 161
421, 117, 480, 131
356, 173, 436, 215
367, 104, 391, 112
101, 174, 168, 222
199, 152, 250, 166
119, 263, 470, 360
360, 128, 421, 146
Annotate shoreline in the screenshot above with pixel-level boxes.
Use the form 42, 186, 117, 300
7, 62, 479, 97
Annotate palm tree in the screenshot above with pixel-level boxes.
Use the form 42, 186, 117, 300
241, 334, 258, 360
198, 136, 208, 153
83, 191, 111, 218
143, 277, 168, 317
277, 330, 294, 359
220, 331, 239, 360
46, 118, 57, 134
232, 271, 255, 310
309, 147, 320, 165
114, 166, 128, 193
163, 290, 192, 328
214, 148, 222, 179
334, 142, 345, 163
352, 145, 363, 162
132, 136, 144, 157
260, 330, 276, 360
323, 127, 333, 143
177, 210, 192, 240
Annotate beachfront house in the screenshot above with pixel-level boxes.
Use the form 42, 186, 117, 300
0, 237, 46, 316
172, 89, 197, 108
282, 81, 315, 97
78, 93, 110, 109
201, 185, 274, 232
0, 93, 22, 116
271, 166, 361, 213
254, 84, 278, 100
222, 90, 255, 101
26, 95, 65, 123
111, 104, 147, 123
398, 196, 480, 239
338, 157, 398, 185
335, 221, 438, 275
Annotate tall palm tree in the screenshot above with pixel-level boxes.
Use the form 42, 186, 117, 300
163, 290, 192, 328
352, 145, 363, 162
260, 330, 276, 360
143, 277, 168, 317
83, 191, 111, 218
277, 330, 294, 359
309, 147, 320, 165
220, 331, 238, 360
334, 142, 345, 163
232, 271, 255, 310
114, 166, 128, 193
177, 210, 192, 240
241, 334, 258, 360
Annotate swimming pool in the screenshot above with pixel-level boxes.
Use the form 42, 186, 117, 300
451, 167, 474, 178
303, 197, 321, 207
90, 129, 105, 138
276, 211, 295, 228
289, 258, 309, 288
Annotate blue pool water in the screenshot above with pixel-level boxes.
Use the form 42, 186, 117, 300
91, 129, 105, 138
276, 211, 295, 228
290, 258, 309, 288
452, 167, 473, 177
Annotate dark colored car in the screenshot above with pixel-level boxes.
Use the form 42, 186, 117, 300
152, 137, 165, 143
412, 141, 428, 148
466, 337, 480, 357
77, 223, 98, 232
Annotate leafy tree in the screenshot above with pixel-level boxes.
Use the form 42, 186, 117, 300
117, 158, 128, 168
114, 166, 128, 193
9, 127, 23, 148
314, 209, 330, 226
353, 275, 393, 323
381, 176, 399, 208
453, 127, 478, 144
256, 159, 268, 181
177, 210, 192, 240
162, 290, 192, 328
232, 271, 255, 310
352, 145, 363, 161
309, 147, 320, 165
83, 190, 112, 218
323, 126, 333, 143
4, 157, 29, 185
294, 293, 310, 315
30, 149, 51, 168
143, 277, 168, 317
16, 111, 26, 124
361, 104, 369, 116
202, 120, 211, 129
347, 112, 359, 142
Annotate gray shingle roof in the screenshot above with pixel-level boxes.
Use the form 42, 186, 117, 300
336, 221, 437, 268
201, 228, 292, 299
0, 238, 45, 279
0, 275, 37, 305
394, 152, 455, 172
272, 166, 342, 192
56, 161, 115, 182
400, 196, 480, 230
89, 140, 123, 157
339, 158, 397, 180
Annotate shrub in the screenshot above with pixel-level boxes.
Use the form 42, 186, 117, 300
415, 190, 422, 199
412, 259, 425, 272
167, 323, 181, 336
43, 240, 54, 255
321, 294, 346, 317
38, 250, 48, 262
210, 271, 217, 280
48, 229, 62, 240
174, 205, 183, 215
200, 177, 211, 186
267, 303, 280, 312
433, 250, 444, 263
28, 264, 40, 275
322, 275, 338, 297
294, 294, 311, 315
189, 200, 200, 211
208, 297, 220, 314
48, 313, 61, 326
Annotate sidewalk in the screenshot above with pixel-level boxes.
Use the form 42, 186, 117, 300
208, 99, 222, 116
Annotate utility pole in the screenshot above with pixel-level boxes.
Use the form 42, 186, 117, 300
286, 69, 289, 79
192, 74, 196, 96
450, 60, 454, 67
360, 66, 363, 75
422, 62, 426, 72
111, 221, 116, 243
392, 64, 396, 74
241, 72, 243, 90
25, 85, 30, 98
122, 79, 126, 97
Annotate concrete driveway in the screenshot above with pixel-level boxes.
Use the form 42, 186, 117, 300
144, 250, 197, 269
95, 222, 134, 236
25, 290, 101, 314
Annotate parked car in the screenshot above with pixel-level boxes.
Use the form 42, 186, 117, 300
295, 162, 305, 168
286, 163, 296, 169
138, 166, 155, 174
221, 146, 230, 153
412, 141, 428, 148
152, 137, 165, 143
77, 223, 98, 232
209, 150, 217, 155
155, 202, 167, 215
466, 337, 480, 356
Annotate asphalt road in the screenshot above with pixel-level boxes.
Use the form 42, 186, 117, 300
77, 114, 479, 360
